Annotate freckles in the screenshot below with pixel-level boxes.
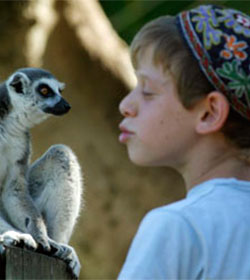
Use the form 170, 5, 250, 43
159, 119, 171, 141
158, 119, 169, 140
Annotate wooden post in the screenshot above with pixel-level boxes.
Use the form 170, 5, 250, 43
0, 245, 76, 280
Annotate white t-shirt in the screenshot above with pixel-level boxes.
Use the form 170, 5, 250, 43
118, 178, 250, 279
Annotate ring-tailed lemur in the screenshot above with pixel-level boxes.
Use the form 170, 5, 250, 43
0, 68, 83, 278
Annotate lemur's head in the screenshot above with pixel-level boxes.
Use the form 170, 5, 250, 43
5, 67, 70, 127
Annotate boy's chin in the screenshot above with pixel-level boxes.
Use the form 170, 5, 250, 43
128, 151, 180, 168
128, 152, 163, 167
128, 152, 149, 166
126, 144, 176, 167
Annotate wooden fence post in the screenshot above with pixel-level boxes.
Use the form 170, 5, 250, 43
0, 245, 76, 279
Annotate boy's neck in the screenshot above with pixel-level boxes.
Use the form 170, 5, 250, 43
180, 135, 250, 192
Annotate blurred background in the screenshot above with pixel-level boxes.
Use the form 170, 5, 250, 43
0, 0, 248, 279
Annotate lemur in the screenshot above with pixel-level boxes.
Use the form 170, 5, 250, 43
0, 68, 83, 278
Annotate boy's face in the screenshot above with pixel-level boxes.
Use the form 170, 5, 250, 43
119, 46, 199, 169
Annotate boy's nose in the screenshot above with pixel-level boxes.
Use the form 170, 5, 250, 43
119, 94, 137, 117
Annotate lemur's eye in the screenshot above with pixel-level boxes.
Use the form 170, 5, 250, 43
40, 87, 49, 96
37, 84, 53, 98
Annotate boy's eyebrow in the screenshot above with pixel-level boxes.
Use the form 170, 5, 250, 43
135, 71, 159, 83
135, 70, 171, 87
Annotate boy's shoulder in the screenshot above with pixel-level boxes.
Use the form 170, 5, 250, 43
146, 178, 250, 229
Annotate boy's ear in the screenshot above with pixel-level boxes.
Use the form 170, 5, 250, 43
195, 91, 230, 135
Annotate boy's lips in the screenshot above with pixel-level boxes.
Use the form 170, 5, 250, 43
119, 124, 135, 143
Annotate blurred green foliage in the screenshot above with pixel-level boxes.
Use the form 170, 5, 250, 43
99, 1, 250, 44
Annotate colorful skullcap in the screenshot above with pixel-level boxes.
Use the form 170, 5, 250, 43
176, 5, 250, 120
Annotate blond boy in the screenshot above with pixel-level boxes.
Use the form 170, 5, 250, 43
118, 5, 250, 279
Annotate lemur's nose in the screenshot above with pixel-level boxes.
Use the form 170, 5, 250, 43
58, 98, 71, 114
45, 98, 71, 116
62, 99, 71, 113
43, 97, 71, 116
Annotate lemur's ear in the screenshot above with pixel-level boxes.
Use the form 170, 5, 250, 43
8, 73, 30, 94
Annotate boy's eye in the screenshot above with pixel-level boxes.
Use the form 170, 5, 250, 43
40, 87, 49, 96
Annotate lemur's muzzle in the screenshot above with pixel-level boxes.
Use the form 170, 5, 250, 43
44, 98, 71, 116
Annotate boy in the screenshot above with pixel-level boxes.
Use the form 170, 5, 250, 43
118, 4, 250, 279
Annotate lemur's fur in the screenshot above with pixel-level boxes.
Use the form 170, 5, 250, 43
0, 68, 82, 277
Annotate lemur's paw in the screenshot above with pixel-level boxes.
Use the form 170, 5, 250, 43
67, 248, 81, 280
0, 230, 37, 250
60, 245, 81, 279
35, 235, 50, 252
48, 239, 81, 278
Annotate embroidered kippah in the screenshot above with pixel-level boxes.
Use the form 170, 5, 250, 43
176, 5, 250, 120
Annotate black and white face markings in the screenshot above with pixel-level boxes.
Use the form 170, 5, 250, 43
6, 68, 71, 117
33, 77, 71, 116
